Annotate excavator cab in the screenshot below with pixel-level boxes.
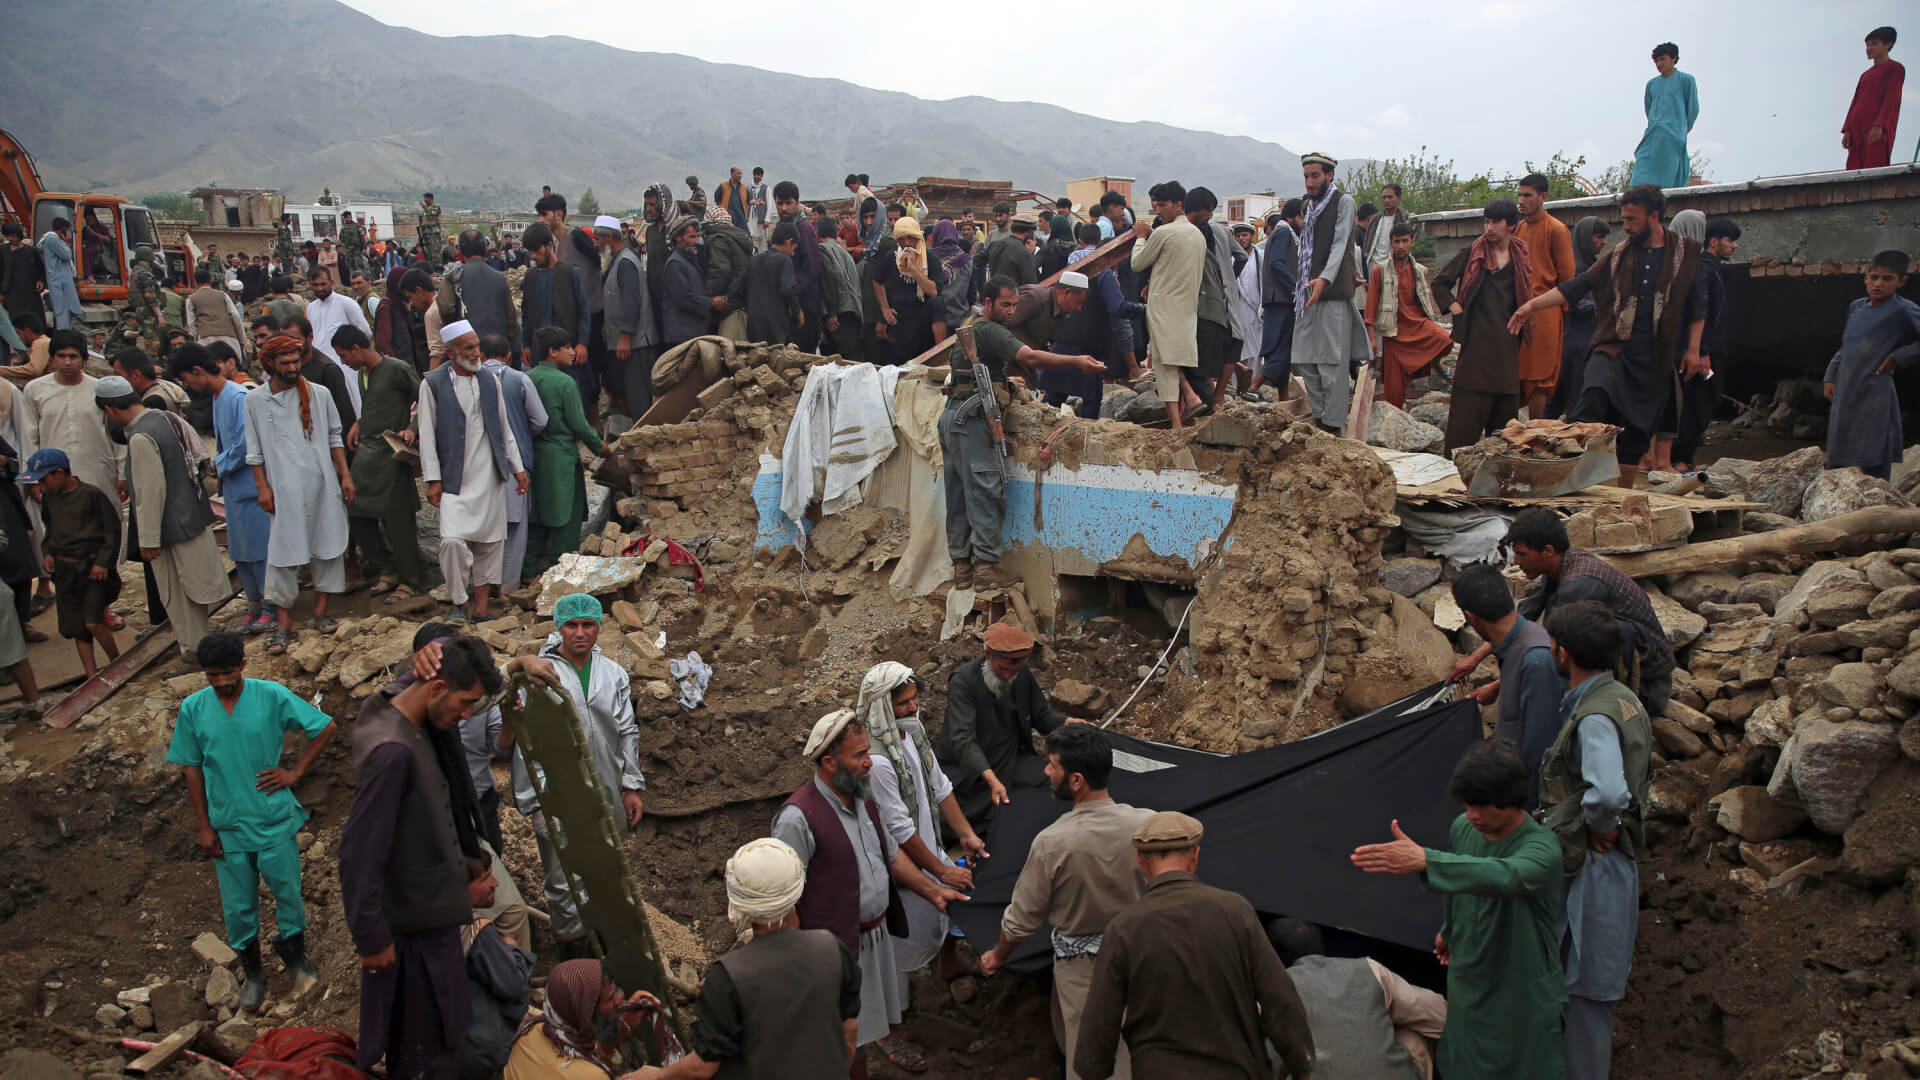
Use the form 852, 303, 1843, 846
31, 196, 156, 302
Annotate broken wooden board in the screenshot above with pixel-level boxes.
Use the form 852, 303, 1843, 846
125, 1022, 203, 1075
1397, 479, 1768, 514
501, 674, 688, 1058
44, 626, 176, 728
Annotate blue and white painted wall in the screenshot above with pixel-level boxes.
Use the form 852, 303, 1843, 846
754, 449, 1238, 614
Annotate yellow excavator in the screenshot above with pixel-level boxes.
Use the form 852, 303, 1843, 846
0, 126, 166, 323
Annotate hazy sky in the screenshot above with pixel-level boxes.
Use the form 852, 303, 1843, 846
342, 0, 1914, 185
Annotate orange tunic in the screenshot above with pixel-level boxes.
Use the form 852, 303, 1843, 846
1364, 259, 1453, 408
1515, 213, 1576, 395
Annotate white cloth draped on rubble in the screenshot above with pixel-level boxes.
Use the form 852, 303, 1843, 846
778, 362, 901, 543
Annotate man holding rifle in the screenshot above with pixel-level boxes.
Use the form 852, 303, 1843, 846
942, 276, 1106, 592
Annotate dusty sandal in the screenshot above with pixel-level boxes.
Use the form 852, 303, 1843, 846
266, 629, 290, 655
876, 1035, 928, 1074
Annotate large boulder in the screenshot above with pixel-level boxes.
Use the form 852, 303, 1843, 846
1838, 759, 1920, 885
1733, 573, 1798, 614
1805, 580, 1882, 628
1381, 558, 1442, 598
1744, 446, 1826, 517
1702, 457, 1758, 500
1366, 402, 1445, 454
1835, 610, 1920, 650
1767, 715, 1901, 834
1744, 697, 1798, 748
1800, 468, 1911, 523
1888, 651, 1920, 699
1816, 662, 1883, 711
1647, 590, 1708, 650
1773, 562, 1868, 629
1669, 570, 1742, 611
1408, 402, 1451, 429
1709, 785, 1807, 842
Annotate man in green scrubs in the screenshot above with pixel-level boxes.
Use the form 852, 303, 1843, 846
167, 632, 338, 1010
1352, 739, 1566, 1080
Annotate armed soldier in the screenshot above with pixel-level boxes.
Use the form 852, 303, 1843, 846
942, 276, 1105, 591
274, 214, 296, 275
419, 193, 445, 270
123, 245, 167, 354
338, 211, 367, 282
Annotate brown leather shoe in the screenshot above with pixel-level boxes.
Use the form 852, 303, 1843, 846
950, 558, 974, 590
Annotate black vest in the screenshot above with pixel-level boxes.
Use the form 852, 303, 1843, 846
349, 694, 473, 935
1307, 192, 1357, 302
713, 929, 856, 1080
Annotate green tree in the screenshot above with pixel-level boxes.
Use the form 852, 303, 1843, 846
140, 192, 202, 222
1347, 147, 1594, 212
578, 187, 601, 217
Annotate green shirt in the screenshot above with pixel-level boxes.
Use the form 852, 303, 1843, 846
952, 318, 1024, 383
1422, 813, 1566, 1080
348, 355, 422, 518
528, 362, 603, 528
166, 680, 332, 852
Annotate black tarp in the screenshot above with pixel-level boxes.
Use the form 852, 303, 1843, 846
947, 685, 1481, 974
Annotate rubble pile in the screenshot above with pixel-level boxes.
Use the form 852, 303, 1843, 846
1138, 409, 1431, 749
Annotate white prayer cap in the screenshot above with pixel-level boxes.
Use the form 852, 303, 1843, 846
226, 278, 244, 291
725, 838, 807, 933
802, 708, 859, 762
439, 319, 475, 343
1057, 271, 1089, 290
593, 215, 623, 233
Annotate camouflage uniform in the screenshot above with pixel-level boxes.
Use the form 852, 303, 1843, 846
274, 222, 296, 274
683, 175, 707, 220
339, 217, 367, 281
124, 252, 165, 354
418, 201, 444, 270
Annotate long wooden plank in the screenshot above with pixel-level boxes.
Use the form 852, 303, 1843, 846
125, 1022, 202, 1075
1602, 506, 1920, 577
45, 626, 176, 729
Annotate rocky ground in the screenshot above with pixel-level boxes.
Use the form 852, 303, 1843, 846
2, 347, 1919, 1079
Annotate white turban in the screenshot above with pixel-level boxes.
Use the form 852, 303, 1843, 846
439, 319, 475, 343
802, 708, 859, 763
856, 662, 932, 822
726, 837, 807, 935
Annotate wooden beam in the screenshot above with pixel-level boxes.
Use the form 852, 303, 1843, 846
1600, 506, 1920, 578
125, 1023, 203, 1075
900, 229, 1140, 370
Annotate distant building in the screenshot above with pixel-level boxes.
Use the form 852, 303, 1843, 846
1066, 176, 1135, 215
188, 186, 284, 258
1219, 192, 1280, 225
283, 201, 395, 244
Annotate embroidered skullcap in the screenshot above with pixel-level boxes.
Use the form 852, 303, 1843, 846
440, 319, 475, 343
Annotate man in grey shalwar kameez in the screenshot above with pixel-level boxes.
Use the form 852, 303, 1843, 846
1539, 601, 1651, 1080
1290, 153, 1371, 433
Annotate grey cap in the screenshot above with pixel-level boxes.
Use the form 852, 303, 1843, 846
94, 375, 138, 405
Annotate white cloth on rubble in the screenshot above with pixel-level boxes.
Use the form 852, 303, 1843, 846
883, 376, 954, 600
779, 362, 901, 540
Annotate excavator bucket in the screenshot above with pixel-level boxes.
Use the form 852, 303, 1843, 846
500, 673, 689, 1059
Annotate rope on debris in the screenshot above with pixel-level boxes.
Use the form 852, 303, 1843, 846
1099, 596, 1195, 730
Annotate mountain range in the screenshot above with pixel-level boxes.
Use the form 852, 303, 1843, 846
2, 0, 1314, 211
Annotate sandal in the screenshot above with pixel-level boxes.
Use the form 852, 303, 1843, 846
104, 609, 126, 631
367, 577, 399, 597
312, 615, 340, 634
383, 585, 419, 605
875, 1035, 928, 1074
266, 628, 290, 655
22, 626, 47, 644
28, 594, 52, 618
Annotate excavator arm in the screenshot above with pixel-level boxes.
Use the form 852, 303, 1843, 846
0, 127, 45, 225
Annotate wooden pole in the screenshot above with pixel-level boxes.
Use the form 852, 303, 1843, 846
1601, 506, 1920, 578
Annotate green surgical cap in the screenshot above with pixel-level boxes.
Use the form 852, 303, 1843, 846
553, 593, 603, 625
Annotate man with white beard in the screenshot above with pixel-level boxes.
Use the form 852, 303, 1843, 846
418, 321, 529, 624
